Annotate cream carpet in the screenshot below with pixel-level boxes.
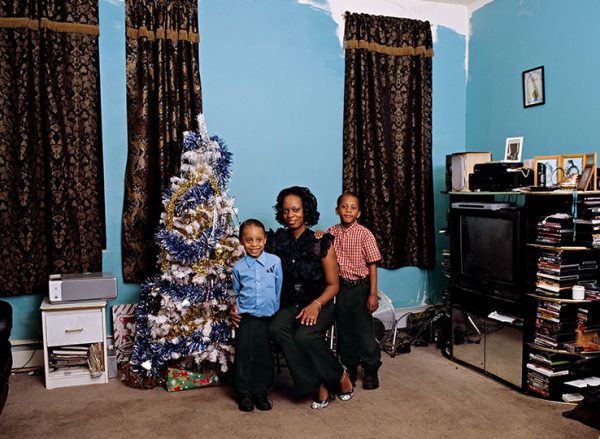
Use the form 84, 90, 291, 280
0, 345, 596, 438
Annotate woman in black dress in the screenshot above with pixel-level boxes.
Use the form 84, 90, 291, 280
267, 186, 353, 409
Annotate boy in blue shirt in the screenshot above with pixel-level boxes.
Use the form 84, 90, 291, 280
232, 219, 283, 411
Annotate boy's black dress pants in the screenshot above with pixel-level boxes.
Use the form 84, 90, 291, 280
336, 283, 382, 374
234, 314, 274, 398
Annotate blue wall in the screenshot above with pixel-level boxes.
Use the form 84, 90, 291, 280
199, 1, 466, 308
6, 0, 466, 340
467, 0, 600, 158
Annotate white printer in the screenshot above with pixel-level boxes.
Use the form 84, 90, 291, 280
48, 272, 118, 303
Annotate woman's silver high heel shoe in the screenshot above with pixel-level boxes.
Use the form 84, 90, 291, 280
338, 369, 354, 401
311, 391, 335, 410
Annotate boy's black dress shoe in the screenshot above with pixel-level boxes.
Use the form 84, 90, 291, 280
238, 395, 254, 412
253, 394, 272, 411
363, 372, 379, 390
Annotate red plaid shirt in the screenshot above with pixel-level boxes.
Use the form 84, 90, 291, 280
328, 222, 381, 280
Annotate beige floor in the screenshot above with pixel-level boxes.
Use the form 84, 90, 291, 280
0, 345, 597, 438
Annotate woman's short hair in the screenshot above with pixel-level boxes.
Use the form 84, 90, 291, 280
274, 186, 320, 227
238, 218, 266, 240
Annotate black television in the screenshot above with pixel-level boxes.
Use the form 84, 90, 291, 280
450, 204, 524, 304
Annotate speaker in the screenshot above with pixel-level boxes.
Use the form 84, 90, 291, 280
445, 154, 453, 192
447, 152, 492, 191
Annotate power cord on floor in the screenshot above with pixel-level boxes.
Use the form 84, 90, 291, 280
378, 304, 448, 357
11, 346, 39, 372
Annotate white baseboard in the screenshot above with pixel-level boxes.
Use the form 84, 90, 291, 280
10, 339, 44, 370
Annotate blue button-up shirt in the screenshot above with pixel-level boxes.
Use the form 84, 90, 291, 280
233, 251, 282, 317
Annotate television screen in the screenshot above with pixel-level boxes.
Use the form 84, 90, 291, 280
451, 206, 523, 303
461, 216, 514, 283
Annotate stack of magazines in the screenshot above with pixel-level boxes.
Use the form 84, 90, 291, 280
48, 345, 89, 372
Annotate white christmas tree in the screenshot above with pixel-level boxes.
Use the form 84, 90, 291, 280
124, 115, 242, 388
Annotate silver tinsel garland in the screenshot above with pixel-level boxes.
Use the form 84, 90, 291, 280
125, 115, 243, 387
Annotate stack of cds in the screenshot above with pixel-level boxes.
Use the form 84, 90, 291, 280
575, 197, 600, 248
535, 251, 579, 298
535, 213, 574, 246
578, 282, 600, 301
578, 257, 599, 282
533, 300, 577, 350
526, 349, 574, 398
527, 300, 579, 399
535, 251, 598, 299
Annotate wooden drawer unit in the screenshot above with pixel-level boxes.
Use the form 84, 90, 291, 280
40, 298, 108, 389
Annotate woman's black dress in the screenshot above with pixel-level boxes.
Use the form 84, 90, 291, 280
267, 228, 343, 395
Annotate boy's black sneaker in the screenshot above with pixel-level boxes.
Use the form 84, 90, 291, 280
238, 395, 254, 412
363, 372, 379, 390
253, 394, 272, 411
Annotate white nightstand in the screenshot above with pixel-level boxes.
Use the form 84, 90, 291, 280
40, 298, 108, 389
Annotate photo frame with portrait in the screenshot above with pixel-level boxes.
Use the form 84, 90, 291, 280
523, 66, 545, 108
504, 137, 523, 162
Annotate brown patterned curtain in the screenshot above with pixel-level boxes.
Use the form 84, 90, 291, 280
343, 13, 435, 269
0, 0, 104, 296
122, 0, 202, 283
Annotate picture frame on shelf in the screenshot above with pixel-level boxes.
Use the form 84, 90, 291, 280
580, 152, 598, 191
533, 155, 561, 186
523, 66, 545, 108
504, 137, 523, 162
578, 164, 594, 191
561, 154, 585, 178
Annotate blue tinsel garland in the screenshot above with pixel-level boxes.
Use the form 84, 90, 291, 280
126, 119, 238, 386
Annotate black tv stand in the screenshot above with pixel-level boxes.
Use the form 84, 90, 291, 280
447, 192, 527, 390
449, 285, 525, 390
445, 190, 600, 400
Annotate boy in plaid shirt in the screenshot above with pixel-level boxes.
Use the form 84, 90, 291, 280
327, 192, 382, 390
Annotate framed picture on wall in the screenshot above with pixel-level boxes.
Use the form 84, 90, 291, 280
523, 66, 545, 108
504, 137, 523, 162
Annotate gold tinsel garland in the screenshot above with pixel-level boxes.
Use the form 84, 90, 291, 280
164, 166, 207, 230
166, 303, 214, 339
160, 167, 231, 276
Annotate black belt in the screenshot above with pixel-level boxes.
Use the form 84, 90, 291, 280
340, 276, 369, 287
